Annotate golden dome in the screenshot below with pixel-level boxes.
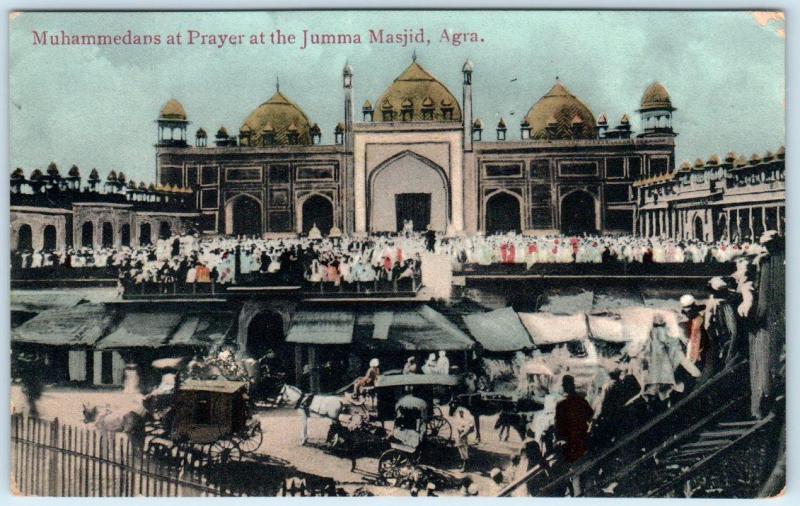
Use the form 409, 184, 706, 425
640, 82, 675, 112
159, 99, 188, 121
525, 82, 596, 140
241, 91, 312, 145
375, 61, 462, 122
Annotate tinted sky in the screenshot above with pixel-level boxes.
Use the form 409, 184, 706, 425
9, 10, 785, 183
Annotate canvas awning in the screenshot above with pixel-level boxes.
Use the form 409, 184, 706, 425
97, 311, 183, 349
10, 291, 86, 313
463, 307, 534, 352
179, 378, 248, 393
518, 312, 589, 345
286, 310, 355, 345
169, 312, 236, 347
357, 305, 474, 351
12, 304, 118, 346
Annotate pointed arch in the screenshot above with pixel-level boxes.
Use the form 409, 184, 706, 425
225, 193, 263, 236
297, 192, 335, 236
484, 189, 524, 234
368, 150, 450, 232
560, 189, 598, 234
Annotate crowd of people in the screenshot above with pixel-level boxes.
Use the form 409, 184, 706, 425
12, 231, 767, 295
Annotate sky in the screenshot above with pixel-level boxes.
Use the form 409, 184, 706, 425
9, 10, 785, 183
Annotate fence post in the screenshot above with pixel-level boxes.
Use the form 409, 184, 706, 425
48, 418, 59, 496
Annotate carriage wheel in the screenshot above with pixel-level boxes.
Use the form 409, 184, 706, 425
378, 449, 413, 486
426, 416, 452, 443
147, 440, 173, 461
234, 422, 263, 454
209, 439, 241, 464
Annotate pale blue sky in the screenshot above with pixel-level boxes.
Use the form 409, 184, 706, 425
9, 10, 785, 183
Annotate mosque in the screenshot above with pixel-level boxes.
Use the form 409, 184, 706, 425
155, 56, 678, 238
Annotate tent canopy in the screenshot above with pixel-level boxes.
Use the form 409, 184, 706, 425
356, 305, 473, 351
463, 307, 533, 352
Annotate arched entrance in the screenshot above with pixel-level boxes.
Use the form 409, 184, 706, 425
302, 195, 334, 236
81, 222, 94, 248
560, 191, 596, 234
102, 222, 114, 248
227, 195, 262, 237
694, 215, 704, 240
246, 312, 293, 378
139, 223, 151, 245
121, 224, 131, 247
369, 152, 449, 232
43, 225, 57, 251
485, 192, 521, 234
159, 221, 171, 240
17, 224, 32, 251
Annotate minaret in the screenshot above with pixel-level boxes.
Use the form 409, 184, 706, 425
462, 59, 474, 152
343, 61, 355, 233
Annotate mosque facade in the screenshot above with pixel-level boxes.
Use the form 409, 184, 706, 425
155, 58, 679, 238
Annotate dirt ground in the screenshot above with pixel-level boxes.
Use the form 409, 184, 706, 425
11, 385, 515, 496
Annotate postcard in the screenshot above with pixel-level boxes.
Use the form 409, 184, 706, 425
8, 9, 785, 498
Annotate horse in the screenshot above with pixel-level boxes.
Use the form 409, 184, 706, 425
277, 384, 345, 445
448, 394, 542, 443
82, 403, 147, 448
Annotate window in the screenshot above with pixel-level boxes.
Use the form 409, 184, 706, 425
192, 392, 213, 424
297, 165, 335, 180
270, 189, 289, 207
225, 167, 262, 182
531, 184, 552, 203
605, 184, 630, 203
442, 107, 454, 120
559, 161, 598, 176
269, 165, 290, 183
606, 158, 625, 178
160, 166, 182, 187
201, 189, 218, 209
483, 163, 522, 178
201, 166, 218, 185
530, 159, 551, 179
649, 157, 669, 176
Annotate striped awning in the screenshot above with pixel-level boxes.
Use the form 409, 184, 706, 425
12, 304, 118, 346
97, 311, 183, 349
286, 310, 355, 345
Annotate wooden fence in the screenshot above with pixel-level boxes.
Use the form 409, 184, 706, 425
10, 414, 236, 497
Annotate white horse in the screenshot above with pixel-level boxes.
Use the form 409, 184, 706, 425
277, 385, 345, 445
82, 403, 147, 447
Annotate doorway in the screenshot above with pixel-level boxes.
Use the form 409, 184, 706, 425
560, 191, 596, 234
485, 192, 522, 234
395, 193, 431, 232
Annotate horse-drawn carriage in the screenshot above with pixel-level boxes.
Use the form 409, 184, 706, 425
144, 377, 263, 466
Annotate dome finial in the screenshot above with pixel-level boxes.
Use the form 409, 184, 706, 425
412, 49, 417, 63
276, 76, 280, 93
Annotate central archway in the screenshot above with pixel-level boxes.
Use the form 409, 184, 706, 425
369, 152, 449, 233
560, 190, 597, 234
227, 195, 263, 237
102, 222, 114, 248
485, 192, 522, 234
301, 195, 334, 236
